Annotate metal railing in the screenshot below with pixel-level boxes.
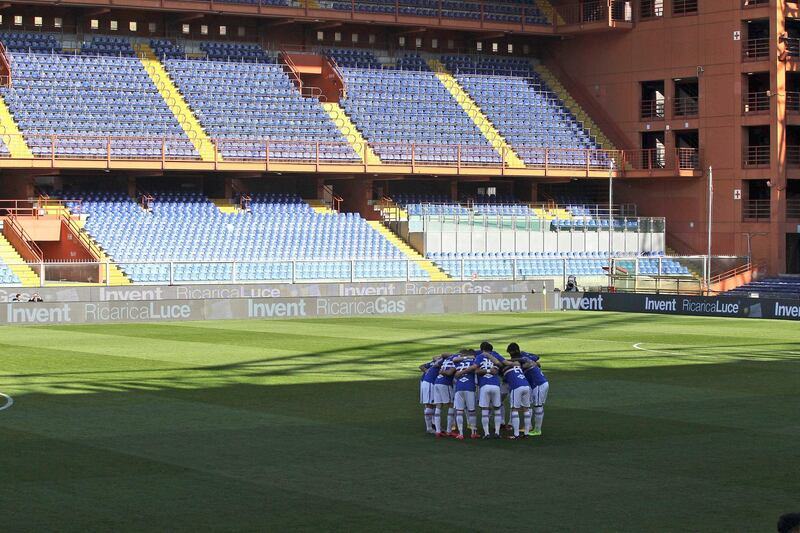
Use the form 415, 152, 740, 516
639, 0, 664, 19
623, 148, 701, 171
787, 92, 800, 112
743, 91, 770, 113
743, 199, 770, 221
787, 199, 800, 219
0, 133, 703, 173
672, 0, 698, 15
743, 38, 770, 61
743, 145, 770, 167
787, 146, 800, 167
742, 0, 768, 6
405, 213, 666, 234
786, 37, 800, 57
673, 96, 699, 117
0, 256, 699, 289
640, 99, 665, 120
555, 0, 632, 26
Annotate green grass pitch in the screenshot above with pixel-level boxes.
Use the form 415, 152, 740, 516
0, 311, 797, 532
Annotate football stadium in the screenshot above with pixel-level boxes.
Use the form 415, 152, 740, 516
0, 0, 798, 531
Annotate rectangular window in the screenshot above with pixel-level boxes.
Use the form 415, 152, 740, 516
182, 24, 190, 35
334, 31, 341, 42
368, 34, 376, 44
238, 26, 245, 37
415, 37, 422, 48
13, 15, 22, 26
55, 17, 64, 29
523, 44, 530, 54
431, 38, 438, 49
317, 31, 324, 41
399, 36, 406, 47
219, 25, 227, 36
492, 42, 499, 53
90, 19, 99, 30
507, 43, 513, 54
34, 16, 43, 27
447, 39, 454, 49
148, 22, 157, 33
351, 33, 358, 43
673, 0, 697, 16
110, 20, 118, 31
200, 25, 208, 36
129, 21, 137, 32
476, 41, 482, 51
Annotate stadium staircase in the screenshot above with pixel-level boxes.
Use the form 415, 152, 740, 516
427, 59, 526, 169
533, 64, 616, 150
322, 102, 382, 164
0, 95, 33, 158
134, 43, 219, 162
305, 199, 337, 215
366, 221, 449, 280
0, 233, 39, 286
210, 199, 242, 214
536, 0, 564, 25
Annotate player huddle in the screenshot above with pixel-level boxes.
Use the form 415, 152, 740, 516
419, 342, 549, 440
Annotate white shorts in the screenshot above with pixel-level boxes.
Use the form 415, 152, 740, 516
433, 383, 454, 405
509, 386, 531, 409
419, 381, 435, 404
453, 390, 476, 411
531, 382, 549, 406
478, 384, 502, 409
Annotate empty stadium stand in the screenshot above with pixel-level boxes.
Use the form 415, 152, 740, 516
726, 277, 800, 299
162, 48, 359, 161
68, 191, 435, 283
428, 251, 690, 279
0, 35, 198, 159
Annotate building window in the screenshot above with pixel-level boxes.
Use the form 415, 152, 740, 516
640, 0, 664, 19
431, 38, 438, 49
399, 36, 406, 47
55, 17, 63, 28
351, 33, 358, 43
507, 43, 513, 54
34, 16, 42, 27
148, 22, 157, 33
182, 24, 190, 35
523, 44, 530, 54
129, 21, 137, 32
369, 34, 376, 44
317, 31, 324, 41
219, 25, 227, 36
492, 42, 499, 53
447, 39, 454, 49
238, 26, 245, 37
13, 15, 22, 26
673, 0, 697, 16
110, 20, 118, 31
334, 31, 341, 42
90, 19, 99, 30
476, 41, 482, 51
200, 25, 208, 36
415, 37, 422, 48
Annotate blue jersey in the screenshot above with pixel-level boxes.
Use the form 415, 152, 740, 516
421, 360, 441, 384
503, 366, 530, 390
474, 352, 502, 387
520, 351, 539, 362
453, 358, 477, 392
521, 356, 548, 387
434, 357, 456, 386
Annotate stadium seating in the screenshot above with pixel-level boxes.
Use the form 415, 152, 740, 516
162, 57, 359, 161
428, 251, 690, 279
327, 49, 500, 164
726, 277, 800, 299
321, 0, 549, 25
0, 40, 198, 159
1, 31, 61, 53
68, 191, 430, 283
440, 55, 603, 167
0, 260, 21, 285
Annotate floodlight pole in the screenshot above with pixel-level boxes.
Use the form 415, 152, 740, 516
608, 159, 614, 288
706, 166, 713, 293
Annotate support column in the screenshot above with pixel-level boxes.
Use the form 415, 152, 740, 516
773, 1, 788, 273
